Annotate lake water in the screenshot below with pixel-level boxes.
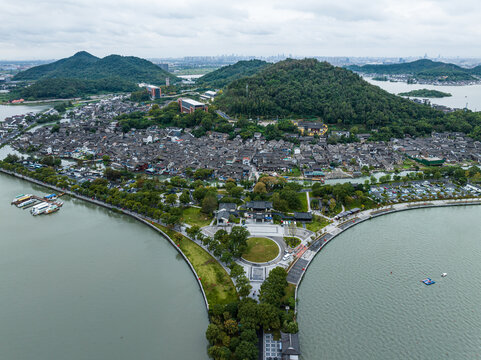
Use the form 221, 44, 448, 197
366, 77, 481, 111
298, 207, 481, 359
0, 104, 50, 122
0, 174, 209, 360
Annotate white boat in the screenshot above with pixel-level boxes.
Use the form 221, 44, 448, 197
12, 194, 32, 204
44, 204, 59, 215
31, 202, 50, 216
17, 199, 35, 208
441, 273, 447, 277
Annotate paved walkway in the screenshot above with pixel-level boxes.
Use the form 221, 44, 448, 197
287, 198, 481, 286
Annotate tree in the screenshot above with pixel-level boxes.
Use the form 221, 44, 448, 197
165, 193, 177, 206
214, 229, 230, 245
329, 198, 336, 212
235, 275, 252, 298
228, 226, 250, 257
259, 267, 288, 307
224, 319, 238, 336
206, 323, 222, 345
179, 191, 190, 205
104, 167, 122, 181
186, 225, 201, 240
253, 182, 267, 194
202, 194, 218, 215
102, 154, 111, 165
4, 154, 19, 163
257, 303, 281, 331
235, 341, 258, 360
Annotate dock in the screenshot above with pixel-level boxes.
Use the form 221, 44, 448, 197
31, 194, 64, 207
11, 192, 65, 216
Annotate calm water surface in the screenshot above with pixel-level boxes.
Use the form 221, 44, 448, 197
298, 207, 481, 360
0, 174, 208, 360
366, 77, 481, 111
0, 104, 50, 121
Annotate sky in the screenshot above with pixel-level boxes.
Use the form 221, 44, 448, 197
1, 0, 480, 60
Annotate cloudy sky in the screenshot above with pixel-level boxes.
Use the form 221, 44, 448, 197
1, 0, 480, 60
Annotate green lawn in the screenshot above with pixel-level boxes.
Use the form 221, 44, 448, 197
155, 225, 237, 306
242, 237, 280, 263
284, 236, 301, 248
281, 283, 296, 308
182, 207, 213, 227
304, 215, 330, 232
297, 192, 308, 212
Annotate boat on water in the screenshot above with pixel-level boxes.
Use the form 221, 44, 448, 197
31, 202, 50, 216
421, 278, 436, 285
44, 193, 58, 201
11, 194, 33, 205
17, 199, 36, 208
44, 204, 59, 215
441, 273, 447, 277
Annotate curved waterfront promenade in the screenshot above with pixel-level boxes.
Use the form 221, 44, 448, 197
0, 168, 210, 311
289, 198, 481, 302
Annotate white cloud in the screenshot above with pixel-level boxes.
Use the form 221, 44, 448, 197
0, 0, 479, 59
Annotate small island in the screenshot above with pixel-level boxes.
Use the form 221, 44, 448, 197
398, 89, 452, 98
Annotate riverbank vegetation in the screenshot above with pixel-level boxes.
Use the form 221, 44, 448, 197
205, 266, 297, 360
156, 225, 237, 306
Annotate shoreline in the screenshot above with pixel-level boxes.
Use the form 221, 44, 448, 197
0, 168, 210, 311
292, 198, 481, 303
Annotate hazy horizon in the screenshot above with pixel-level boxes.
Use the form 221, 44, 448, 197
1, 0, 481, 60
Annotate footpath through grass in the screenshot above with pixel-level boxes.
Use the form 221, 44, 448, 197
242, 237, 279, 263
154, 224, 237, 306
182, 207, 213, 227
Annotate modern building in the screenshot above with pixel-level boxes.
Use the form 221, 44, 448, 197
178, 98, 208, 113
146, 85, 161, 99
200, 90, 217, 101
158, 63, 169, 71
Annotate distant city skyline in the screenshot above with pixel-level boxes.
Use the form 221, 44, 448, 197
1, 0, 481, 60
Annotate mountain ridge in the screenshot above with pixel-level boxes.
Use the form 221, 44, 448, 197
13, 51, 178, 85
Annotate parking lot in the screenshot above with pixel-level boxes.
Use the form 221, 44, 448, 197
369, 180, 481, 203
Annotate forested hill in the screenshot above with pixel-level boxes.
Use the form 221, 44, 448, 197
13, 51, 178, 85
215, 58, 440, 127
196, 60, 270, 88
348, 59, 478, 82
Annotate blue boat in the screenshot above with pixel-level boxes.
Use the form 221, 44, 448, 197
421, 278, 435, 285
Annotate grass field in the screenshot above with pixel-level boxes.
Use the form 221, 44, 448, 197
281, 283, 297, 308
242, 237, 280, 263
297, 192, 308, 212
182, 207, 213, 227
155, 225, 237, 306
304, 215, 330, 232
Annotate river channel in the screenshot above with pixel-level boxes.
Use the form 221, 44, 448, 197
0, 174, 209, 360
298, 207, 481, 359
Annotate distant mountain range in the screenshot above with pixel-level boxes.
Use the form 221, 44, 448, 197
13, 51, 178, 84
10, 51, 179, 100
196, 60, 269, 88
348, 59, 481, 82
